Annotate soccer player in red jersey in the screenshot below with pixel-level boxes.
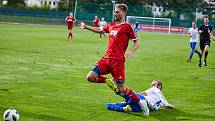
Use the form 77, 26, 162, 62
93, 16, 100, 27
65, 12, 76, 40
80, 4, 149, 116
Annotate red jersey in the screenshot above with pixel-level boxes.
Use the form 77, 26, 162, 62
102, 22, 137, 60
93, 17, 100, 27
65, 16, 76, 27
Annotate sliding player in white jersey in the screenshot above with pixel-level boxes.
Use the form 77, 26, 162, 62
106, 80, 175, 112
140, 80, 175, 111
187, 21, 201, 62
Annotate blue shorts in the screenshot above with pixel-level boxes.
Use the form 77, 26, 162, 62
190, 42, 197, 50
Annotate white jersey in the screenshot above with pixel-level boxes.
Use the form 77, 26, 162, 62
99, 21, 107, 29
188, 27, 199, 42
144, 87, 169, 111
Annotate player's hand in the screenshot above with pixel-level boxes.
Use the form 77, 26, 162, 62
125, 50, 133, 59
80, 22, 85, 29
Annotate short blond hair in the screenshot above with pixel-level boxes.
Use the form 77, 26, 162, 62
115, 4, 128, 13
157, 80, 163, 90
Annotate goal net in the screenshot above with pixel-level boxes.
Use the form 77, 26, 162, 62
126, 16, 172, 34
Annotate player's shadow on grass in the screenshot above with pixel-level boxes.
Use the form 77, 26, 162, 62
129, 109, 215, 121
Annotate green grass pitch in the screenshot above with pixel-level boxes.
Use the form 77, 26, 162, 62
0, 23, 215, 121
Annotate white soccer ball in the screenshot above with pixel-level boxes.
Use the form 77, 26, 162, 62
3, 109, 19, 121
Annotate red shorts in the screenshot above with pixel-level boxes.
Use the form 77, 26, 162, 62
96, 58, 125, 81
67, 26, 73, 30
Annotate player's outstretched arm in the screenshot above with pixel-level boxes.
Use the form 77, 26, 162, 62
80, 22, 105, 34
163, 103, 175, 109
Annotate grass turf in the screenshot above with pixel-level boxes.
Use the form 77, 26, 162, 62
0, 23, 215, 121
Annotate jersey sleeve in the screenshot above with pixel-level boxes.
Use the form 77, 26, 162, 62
154, 89, 170, 107
127, 25, 137, 41
159, 94, 169, 106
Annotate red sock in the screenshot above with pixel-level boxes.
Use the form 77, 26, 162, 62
95, 76, 107, 83
125, 88, 140, 102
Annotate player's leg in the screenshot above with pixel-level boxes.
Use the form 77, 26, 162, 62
107, 103, 140, 113
87, 68, 107, 83
203, 42, 210, 66
193, 42, 201, 59
99, 33, 102, 40
69, 29, 73, 40
67, 32, 70, 40
106, 102, 127, 112
67, 27, 71, 39
105, 79, 130, 102
86, 70, 98, 82
105, 79, 120, 94
115, 83, 149, 115
86, 59, 109, 83
111, 60, 141, 102
188, 42, 194, 62
111, 60, 149, 116
105, 79, 138, 106
199, 41, 205, 67
105, 80, 147, 113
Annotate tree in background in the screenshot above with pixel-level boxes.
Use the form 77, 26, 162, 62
69, 0, 74, 12
137, 0, 204, 25
0, 0, 2, 7
58, 0, 68, 11
200, 1, 215, 21
58, 0, 75, 12
7, 0, 26, 7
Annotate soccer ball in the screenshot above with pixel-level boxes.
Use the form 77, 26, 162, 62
3, 109, 19, 121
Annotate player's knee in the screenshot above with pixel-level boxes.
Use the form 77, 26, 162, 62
205, 48, 209, 52
86, 75, 96, 82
